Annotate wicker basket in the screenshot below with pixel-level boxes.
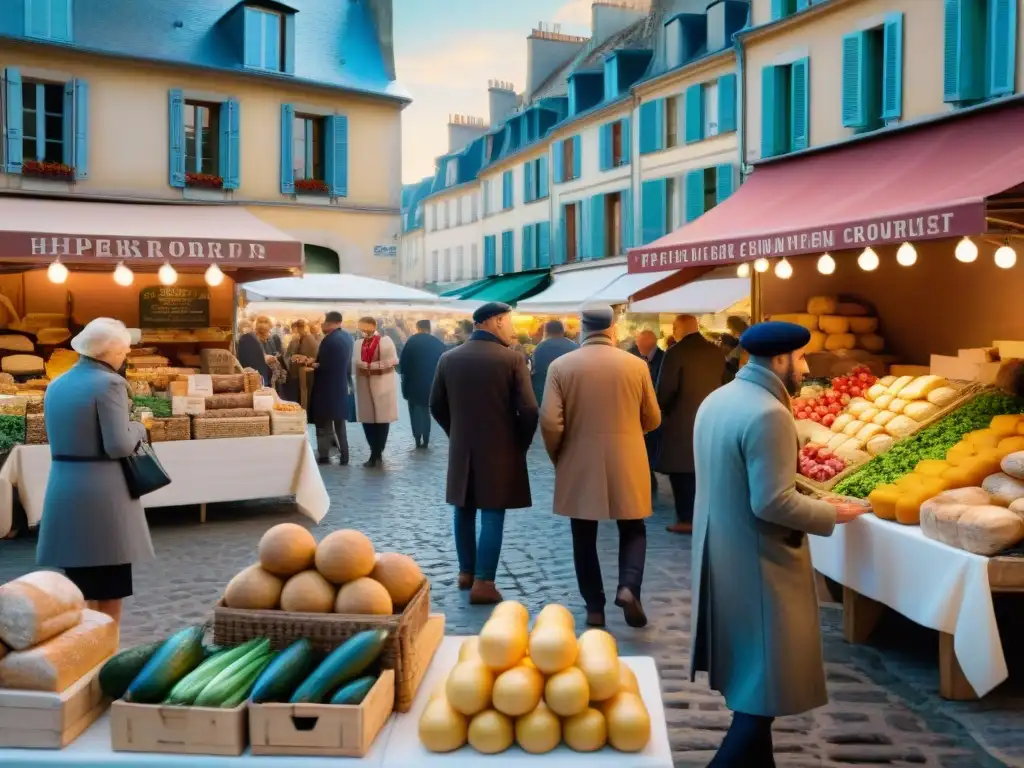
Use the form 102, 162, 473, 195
213, 579, 431, 712
25, 413, 46, 444
191, 415, 270, 439
24, 396, 43, 415
147, 416, 190, 442
270, 410, 307, 436
205, 392, 254, 410
211, 373, 246, 394
242, 369, 263, 393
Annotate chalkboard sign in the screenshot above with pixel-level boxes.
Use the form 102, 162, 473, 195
139, 286, 210, 328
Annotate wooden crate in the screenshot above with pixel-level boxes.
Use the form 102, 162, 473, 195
0, 660, 108, 748
109, 699, 247, 756
248, 669, 393, 757
405, 613, 445, 705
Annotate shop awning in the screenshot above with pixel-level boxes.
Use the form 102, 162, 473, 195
457, 270, 551, 306
587, 270, 672, 305
515, 264, 626, 314
441, 278, 489, 298
629, 275, 750, 315
0, 197, 302, 279
243, 273, 441, 303
628, 102, 1024, 274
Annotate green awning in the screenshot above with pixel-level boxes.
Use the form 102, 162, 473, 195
459, 271, 550, 305
440, 278, 489, 298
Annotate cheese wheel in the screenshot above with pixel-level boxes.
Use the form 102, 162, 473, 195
807, 296, 838, 315
866, 434, 893, 456
885, 376, 914, 396
837, 301, 869, 316
825, 333, 856, 351
818, 316, 850, 334
957, 506, 1024, 555
878, 376, 897, 387
915, 460, 949, 477
991, 415, 1023, 433
868, 484, 900, 520
900, 375, 948, 401
848, 316, 879, 334
982, 473, 1024, 506
843, 420, 865, 437
1001, 451, 1024, 480
858, 334, 885, 353
804, 331, 826, 354
927, 387, 959, 406
769, 314, 818, 331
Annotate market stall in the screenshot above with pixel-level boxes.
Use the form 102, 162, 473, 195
624, 100, 1024, 699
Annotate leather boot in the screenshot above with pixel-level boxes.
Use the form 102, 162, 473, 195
457, 572, 474, 590
469, 580, 502, 605
615, 587, 648, 628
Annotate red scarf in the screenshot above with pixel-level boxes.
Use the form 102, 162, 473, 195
361, 334, 382, 365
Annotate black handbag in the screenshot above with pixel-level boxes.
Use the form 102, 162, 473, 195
121, 441, 172, 499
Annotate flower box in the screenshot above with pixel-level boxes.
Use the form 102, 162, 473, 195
295, 178, 329, 194
22, 161, 74, 180
185, 172, 224, 189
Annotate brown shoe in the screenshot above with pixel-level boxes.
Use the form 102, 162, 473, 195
457, 572, 474, 590
615, 587, 648, 629
667, 522, 693, 534
585, 610, 606, 628
469, 580, 503, 605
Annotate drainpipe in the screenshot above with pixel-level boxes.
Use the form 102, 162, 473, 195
630, 90, 641, 255
735, 33, 750, 180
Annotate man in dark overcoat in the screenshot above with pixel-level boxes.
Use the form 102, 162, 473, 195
309, 311, 354, 465
629, 329, 666, 494
399, 319, 446, 449
430, 301, 539, 605
656, 314, 725, 534
530, 319, 577, 405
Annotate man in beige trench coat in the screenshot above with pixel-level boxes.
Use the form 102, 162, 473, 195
540, 306, 661, 629
691, 321, 869, 766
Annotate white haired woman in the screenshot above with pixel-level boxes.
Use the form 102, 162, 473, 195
36, 318, 154, 624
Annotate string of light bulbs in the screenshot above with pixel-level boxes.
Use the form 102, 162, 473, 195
45, 260, 228, 286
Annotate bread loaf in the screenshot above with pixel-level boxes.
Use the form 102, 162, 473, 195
807, 296, 838, 316
834, 443, 868, 463
1009, 497, 1024, 523
865, 384, 887, 401
872, 410, 897, 427
866, 434, 893, 456
885, 376, 914, 396
900, 375, 947, 401
904, 401, 939, 422
0, 640, 7, 662
920, 488, 993, 545
843, 420, 865, 437
981, 473, 1024, 506
0, 571, 85, 650
826, 433, 849, 451
859, 407, 880, 423
873, 394, 893, 410
878, 376, 897, 387
888, 398, 909, 414
831, 413, 855, 433
885, 415, 917, 438
957, 506, 1024, 555
848, 317, 879, 334
204, 392, 254, 410
927, 387, 959, 407
846, 400, 872, 417
855, 423, 884, 442
0, 609, 116, 691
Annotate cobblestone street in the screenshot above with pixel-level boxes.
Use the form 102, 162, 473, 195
1, 410, 1023, 766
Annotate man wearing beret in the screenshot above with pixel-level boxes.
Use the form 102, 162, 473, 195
690, 321, 869, 765
430, 301, 539, 604
540, 306, 661, 628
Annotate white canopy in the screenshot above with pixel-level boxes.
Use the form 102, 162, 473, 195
243, 273, 442, 303
587, 270, 669, 305
515, 264, 626, 315
628, 276, 750, 315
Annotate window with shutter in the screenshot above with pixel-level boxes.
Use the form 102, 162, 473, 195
168, 89, 186, 187
325, 114, 348, 197
537, 156, 549, 199
987, 0, 1017, 96
770, 0, 796, 21
71, 80, 88, 180
523, 161, 535, 203
621, 188, 633, 250
640, 179, 668, 245
842, 28, 884, 131
620, 118, 631, 166
181, 100, 220, 180
684, 84, 704, 144
502, 170, 513, 209
599, 123, 612, 171
219, 99, 240, 189
501, 230, 514, 273
881, 14, 905, 121
760, 65, 789, 158
24, 0, 72, 42
638, 100, 662, 155
571, 135, 581, 180
3, 69, 23, 174
715, 164, 735, 205
537, 221, 551, 268
243, 5, 295, 74
943, 0, 986, 102
664, 97, 678, 148
522, 224, 536, 270
279, 103, 294, 194
553, 140, 565, 184
684, 170, 704, 223
718, 74, 737, 133
789, 58, 810, 152
589, 194, 606, 260
484, 235, 497, 276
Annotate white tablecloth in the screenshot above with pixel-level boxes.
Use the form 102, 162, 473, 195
0, 435, 330, 537
810, 513, 1007, 697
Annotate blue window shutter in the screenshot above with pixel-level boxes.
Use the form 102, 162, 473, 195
842, 32, 867, 128
988, 0, 1017, 96
24, 0, 46, 37
770, 0, 788, 21
523, 161, 534, 203
574, 202, 584, 260
62, 82, 74, 167
501, 230, 514, 273
882, 14, 905, 119
72, 79, 88, 179
325, 115, 348, 197
639, 101, 658, 154
555, 209, 566, 265
538, 221, 551, 267
684, 84, 704, 143
27, 0, 72, 41
3, 69, 22, 174
621, 187, 634, 250
243, 7, 263, 68
760, 66, 786, 158
589, 194, 606, 259
553, 141, 564, 183
484, 236, 496, 276
718, 74, 737, 133
168, 89, 185, 188
572, 135, 581, 179
715, 164, 735, 205
653, 99, 665, 150
538, 155, 548, 198
604, 56, 618, 101
796, 0, 810, 9
283, 12, 296, 74
685, 170, 704, 222
944, 0, 986, 102
280, 103, 295, 194
522, 225, 535, 270
502, 170, 513, 208
219, 99, 240, 190
599, 123, 611, 171
641, 179, 667, 244
621, 117, 631, 165
54, 0, 71, 41
790, 58, 810, 152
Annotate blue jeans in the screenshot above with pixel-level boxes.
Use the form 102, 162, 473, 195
453, 507, 506, 581
409, 403, 431, 444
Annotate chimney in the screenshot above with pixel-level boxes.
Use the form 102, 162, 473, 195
488, 80, 518, 127
706, 0, 750, 52
525, 23, 588, 100
447, 113, 488, 154
591, 0, 649, 46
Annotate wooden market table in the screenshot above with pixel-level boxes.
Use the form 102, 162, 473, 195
810, 513, 1024, 700
0, 434, 330, 538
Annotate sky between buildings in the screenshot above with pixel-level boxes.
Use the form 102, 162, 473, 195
395, 0, 591, 183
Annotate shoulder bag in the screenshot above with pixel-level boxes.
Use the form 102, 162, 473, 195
121, 440, 172, 499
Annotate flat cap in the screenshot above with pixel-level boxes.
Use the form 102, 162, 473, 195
581, 305, 614, 333
472, 301, 511, 325
739, 321, 811, 357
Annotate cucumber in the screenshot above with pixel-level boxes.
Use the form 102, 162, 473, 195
164, 638, 265, 705
290, 630, 389, 704
217, 652, 277, 709
125, 625, 206, 704
328, 675, 377, 705
251, 638, 319, 703
193, 639, 271, 707
99, 640, 164, 699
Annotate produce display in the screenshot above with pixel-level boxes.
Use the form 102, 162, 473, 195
792, 365, 878, 426
0, 413, 25, 453
919, 486, 1024, 556
798, 444, 847, 483
419, 601, 651, 755
131, 395, 173, 418
771, 295, 886, 355
222, 523, 426, 615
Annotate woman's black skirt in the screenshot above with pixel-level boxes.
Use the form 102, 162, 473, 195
64, 564, 133, 601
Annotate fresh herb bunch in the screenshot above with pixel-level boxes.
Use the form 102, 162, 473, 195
131, 396, 172, 418
0, 414, 26, 453
833, 391, 1024, 498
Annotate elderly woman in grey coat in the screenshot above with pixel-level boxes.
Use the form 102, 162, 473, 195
36, 318, 154, 624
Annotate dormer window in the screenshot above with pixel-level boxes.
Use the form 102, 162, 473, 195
241, 2, 296, 74
24, 0, 72, 43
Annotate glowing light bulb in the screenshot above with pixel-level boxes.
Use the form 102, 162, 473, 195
858, 247, 879, 271
47, 260, 68, 284
774, 258, 793, 279
954, 237, 978, 263
158, 262, 178, 285
113, 262, 134, 286
896, 242, 917, 266
753, 257, 770, 273
205, 263, 225, 286
995, 244, 1017, 269
817, 253, 835, 275
736, 262, 751, 278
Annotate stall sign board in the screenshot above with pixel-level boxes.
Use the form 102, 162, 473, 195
374, 245, 397, 258
140, 286, 210, 328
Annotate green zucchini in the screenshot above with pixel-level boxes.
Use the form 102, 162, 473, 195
290, 630, 389, 704
125, 625, 206, 704
217, 652, 277, 709
193, 639, 271, 707
250, 638, 319, 703
164, 638, 265, 705
99, 640, 164, 699
328, 675, 377, 705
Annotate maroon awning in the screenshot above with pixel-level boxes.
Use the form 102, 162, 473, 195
628, 102, 1024, 274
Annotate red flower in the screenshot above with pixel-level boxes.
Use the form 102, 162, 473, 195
22, 160, 74, 180
185, 172, 224, 189
295, 177, 329, 194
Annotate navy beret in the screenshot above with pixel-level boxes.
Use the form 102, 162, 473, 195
472, 301, 511, 325
581, 305, 614, 333
739, 321, 811, 357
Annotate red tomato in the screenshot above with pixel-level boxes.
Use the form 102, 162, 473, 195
822, 414, 835, 427
849, 386, 862, 396
816, 447, 833, 459
815, 406, 829, 415
793, 398, 807, 409
809, 412, 822, 422
829, 403, 842, 414
840, 394, 851, 405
